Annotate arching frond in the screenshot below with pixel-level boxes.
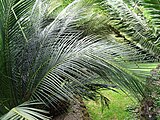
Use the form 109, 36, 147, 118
101, 0, 160, 57
142, 0, 160, 35
0, 101, 50, 120
0, 0, 38, 111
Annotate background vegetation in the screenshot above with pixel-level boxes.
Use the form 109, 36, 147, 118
85, 90, 137, 120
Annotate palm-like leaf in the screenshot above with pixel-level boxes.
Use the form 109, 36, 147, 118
0, 0, 159, 119
0, 0, 37, 113
142, 0, 160, 35
1, 101, 50, 120
101, 0, 160, 57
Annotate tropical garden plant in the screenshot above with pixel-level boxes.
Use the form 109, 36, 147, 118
0, 0, 159, 119
138, 64, 160, 119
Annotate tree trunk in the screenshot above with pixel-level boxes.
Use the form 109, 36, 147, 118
52, 98, 91, 120
139, 98, 157, 120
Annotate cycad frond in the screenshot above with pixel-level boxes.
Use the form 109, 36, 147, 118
0, 101, 50, 120
0, 0, 37, 108
101, 0, 160, 57
142, 0, 160, 35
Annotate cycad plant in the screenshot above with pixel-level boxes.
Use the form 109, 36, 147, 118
0, 0, 159, 119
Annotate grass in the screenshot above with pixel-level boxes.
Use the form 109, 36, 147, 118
84, 89, 137, 120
